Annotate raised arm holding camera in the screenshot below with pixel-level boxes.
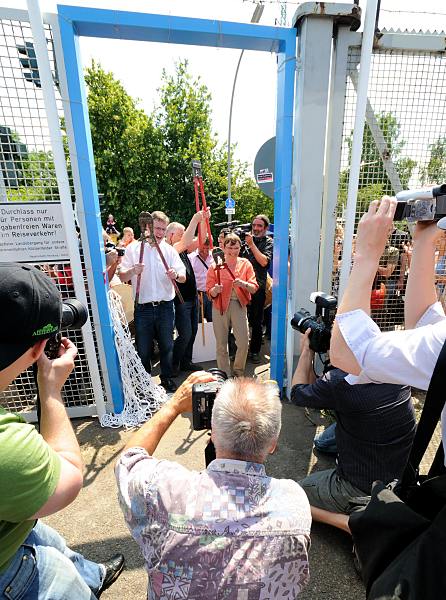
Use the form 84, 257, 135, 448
0, 263, 123, 599
115, 373, 311, 598
331, 195, 446, 456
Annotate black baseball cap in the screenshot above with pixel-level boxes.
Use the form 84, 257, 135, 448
0, 262, 62, 370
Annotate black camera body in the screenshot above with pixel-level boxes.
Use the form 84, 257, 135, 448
215, 220, 251, 243
291, 292, 337, 354
192, 368, 227, 430
45, 299, 88, 359
394, 184, 446, 222
105, 241, 125, 257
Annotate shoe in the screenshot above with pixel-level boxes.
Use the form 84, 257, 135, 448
97, 554, 125, 597
160, 378, 177, 392
181, 361, 203, 372
249, 353, 261, 364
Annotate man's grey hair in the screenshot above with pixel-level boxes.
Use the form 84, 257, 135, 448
165, 222, 185, 238
211, 378, 282, 459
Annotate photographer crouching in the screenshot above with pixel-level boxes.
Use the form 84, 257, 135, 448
290, 293, 414, 532
0, 263, 124, 599
115, 373, 311, 597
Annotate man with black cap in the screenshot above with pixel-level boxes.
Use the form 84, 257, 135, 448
0, 262, 124, 599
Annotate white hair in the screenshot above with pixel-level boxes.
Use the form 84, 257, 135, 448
165, 222, 185, 241
211, 378, 282, 459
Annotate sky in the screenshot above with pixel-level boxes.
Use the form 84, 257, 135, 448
7, 0, 446, 171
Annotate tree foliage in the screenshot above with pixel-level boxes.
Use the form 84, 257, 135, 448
85, 60, 165, 230
344, 112, 416, 195
421, 137, 446, 185
85, 60, 268, 234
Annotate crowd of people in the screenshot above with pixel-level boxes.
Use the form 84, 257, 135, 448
1, 195, 445, 598
106, 209, 273, 391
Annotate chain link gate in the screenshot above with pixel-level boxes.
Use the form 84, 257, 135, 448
333, 31, 446, 331
0, 9, 108, 420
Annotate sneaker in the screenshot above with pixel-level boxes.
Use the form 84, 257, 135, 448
180, 361, 204, 372
97, 554, 125, 597
160, 378, 178, 393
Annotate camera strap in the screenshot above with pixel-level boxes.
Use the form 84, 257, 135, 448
400, 338, 446, 491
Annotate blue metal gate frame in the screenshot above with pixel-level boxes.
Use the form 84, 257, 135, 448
58, 4, 296, 407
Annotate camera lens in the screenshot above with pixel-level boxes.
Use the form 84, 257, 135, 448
207, 368, 228, 382
60, 299, 88, 330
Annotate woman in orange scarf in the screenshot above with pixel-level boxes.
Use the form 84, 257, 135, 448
206, 234, 258, 376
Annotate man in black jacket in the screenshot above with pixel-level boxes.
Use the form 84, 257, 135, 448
241, 215, 273, 363
291, 329, 415, 532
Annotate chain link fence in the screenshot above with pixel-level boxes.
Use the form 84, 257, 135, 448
0, 16, 106, 417
333, 40, 446, 333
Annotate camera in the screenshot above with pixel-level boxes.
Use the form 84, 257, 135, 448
45, 298, 88, 358
291, 292, 337, 354
105, 241, 125, 257
215, 220, 251, 243
394, 184, 446, 222
192, 368, 228, 430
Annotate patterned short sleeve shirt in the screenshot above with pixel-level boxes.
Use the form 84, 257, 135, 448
116, 449, 311, 599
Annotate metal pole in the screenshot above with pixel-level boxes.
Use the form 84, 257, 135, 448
227, 49, 244, 224
26, 0, 108, 417
226, 3, 264, 224
338, 0, 379, 299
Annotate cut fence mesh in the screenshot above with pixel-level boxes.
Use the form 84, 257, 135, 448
100, 289, 167, 428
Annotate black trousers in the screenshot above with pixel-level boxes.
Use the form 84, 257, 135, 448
248, 287, 266, 354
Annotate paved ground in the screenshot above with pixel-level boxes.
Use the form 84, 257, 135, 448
44, 351, 365, 599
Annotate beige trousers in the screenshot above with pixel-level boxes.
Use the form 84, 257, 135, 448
212, 299, 249, 377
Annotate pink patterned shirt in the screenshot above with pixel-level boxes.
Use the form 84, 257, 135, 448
116, 449, 312, 599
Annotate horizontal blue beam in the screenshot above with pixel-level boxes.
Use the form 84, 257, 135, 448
58, 5, 289, 52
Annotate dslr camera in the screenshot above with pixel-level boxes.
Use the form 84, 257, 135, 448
105, 241, 125, 257
45, 298, 88, 358
215, 220, 251, 243
192, 368, 228, 430
394, 184, 446, 222
291, 292, 337, 354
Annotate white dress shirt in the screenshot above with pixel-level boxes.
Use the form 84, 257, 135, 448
337, 302, 446, 461
120, 239, 185, 303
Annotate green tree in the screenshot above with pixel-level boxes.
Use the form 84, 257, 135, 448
421, 137, 446, 185
345, 112, 416, 195
85, 60, 165, 231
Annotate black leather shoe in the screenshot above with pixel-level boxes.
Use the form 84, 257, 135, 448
160, 378, 177, 392
249, 353, 261, 364
97, 554, 125, 597
181, 361, 204, 372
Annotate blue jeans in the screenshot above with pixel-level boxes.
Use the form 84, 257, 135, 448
135, 300, 175, 378
173, 298, 198, 367
0, 521, 103, 599
313, 422, 338, 455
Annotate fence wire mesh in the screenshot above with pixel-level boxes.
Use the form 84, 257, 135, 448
332, 42, 446, 469
333, 44, 446, 332
0, 17, 105, 416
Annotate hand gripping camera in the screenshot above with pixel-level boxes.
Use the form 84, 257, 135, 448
394, 184, 446, 222
291, 292, 337, 354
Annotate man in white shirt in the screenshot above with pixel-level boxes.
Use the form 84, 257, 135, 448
119, 210, 186, 392
330, 196, 446, 473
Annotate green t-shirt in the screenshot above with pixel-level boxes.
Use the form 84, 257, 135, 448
0, 408, 61, 572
